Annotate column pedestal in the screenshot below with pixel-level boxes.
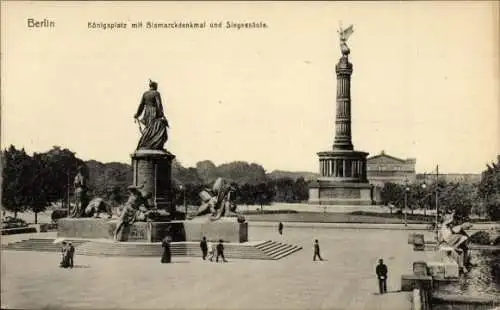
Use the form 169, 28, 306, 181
308, 150, 373, 206
131, 149, 183, 220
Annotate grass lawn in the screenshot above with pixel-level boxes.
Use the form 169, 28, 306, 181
243, 212, 428, 224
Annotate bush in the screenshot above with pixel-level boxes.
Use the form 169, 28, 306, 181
51, 209, 68, 222
469, 231, 491, 245
492, 236, 500, 246
486, 201, 500, 221
491, 251, 500, 284
0, 226, 37, 235
1, 216, 28, 229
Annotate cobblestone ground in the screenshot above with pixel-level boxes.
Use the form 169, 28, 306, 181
1, 226, 427, 309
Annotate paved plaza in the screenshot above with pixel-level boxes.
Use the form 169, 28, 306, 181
1, 225, 430, 309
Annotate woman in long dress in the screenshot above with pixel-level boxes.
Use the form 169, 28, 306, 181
161, 236, 171, 263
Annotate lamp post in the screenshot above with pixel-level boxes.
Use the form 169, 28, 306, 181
404, 179, 410, 227
435, 165, 439, 241
67, 170, 71, 216
183, 186, 187, 216
421, 172, 427, 216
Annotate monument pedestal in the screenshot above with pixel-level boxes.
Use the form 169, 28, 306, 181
309, 181, 372, 205
183, 217, 248, 243
309, 150, 373, 205
57, 217, 248, 243
131, 149, 183, 219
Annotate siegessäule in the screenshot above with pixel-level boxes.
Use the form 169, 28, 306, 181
225, 21, 267, 30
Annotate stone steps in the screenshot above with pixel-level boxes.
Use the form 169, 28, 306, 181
2, 238, 88, 252
255, 241, 302, 260
76, 242, 272, 260
2, 238, 302, 260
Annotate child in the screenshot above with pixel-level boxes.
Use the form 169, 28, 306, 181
207, 241, 215, 262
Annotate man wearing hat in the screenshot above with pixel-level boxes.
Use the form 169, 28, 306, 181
375, 258, 388, 294
113, 185, 152, 241
67, 241, 75, 268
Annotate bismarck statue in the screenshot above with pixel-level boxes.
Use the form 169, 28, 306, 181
129, 79, 179, 222
134, 80, 169, 151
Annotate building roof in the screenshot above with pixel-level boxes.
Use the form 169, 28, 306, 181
367, 150, 414, 164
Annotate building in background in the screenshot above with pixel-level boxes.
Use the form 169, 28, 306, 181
367, 151, 416, 186
366, 151, 416, 204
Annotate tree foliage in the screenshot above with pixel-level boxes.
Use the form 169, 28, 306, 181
2, 144, 315, 222
195, 160, 218, 184
380, 182, 405, 208
216, 161, 268, 185
1, 145, 31, 216
1, 145, 85, 223
478, 157, 500, 220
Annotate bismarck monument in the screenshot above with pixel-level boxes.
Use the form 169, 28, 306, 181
58, 80, 248, 243
131, 79, 178, 219
308, 25, 373, 206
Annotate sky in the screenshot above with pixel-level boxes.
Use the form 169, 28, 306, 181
1, 1, 499, 174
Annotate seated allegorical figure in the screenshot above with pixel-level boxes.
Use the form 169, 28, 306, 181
189, 177, 245, 222
438, 211, 472, 249
438, 211, 473, 272
113, 185, 171, 241
84, 197, 113, 219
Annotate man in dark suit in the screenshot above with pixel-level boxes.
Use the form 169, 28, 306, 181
376, 258, 388, 294
278, 222, 283, 235
216, 239, 228, 263
200, 236, 208, 260
313, 239, 323, 261
68, 242, 75, 268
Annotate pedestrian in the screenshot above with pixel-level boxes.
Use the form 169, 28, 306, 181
376, 258, 388, 294
200, 236, 208, 260
59, 241, 70, 268
208, 241, 215, 262
313, 239, 323, 261
161, 236, 171, 263
216, 239, 228, 263
278, 222, 283, 235
68, 242, 75, 268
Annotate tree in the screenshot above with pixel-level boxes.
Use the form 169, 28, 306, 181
39, 146, 85, 206
196, 160, 218, 184
216, 161, 268, 185
85, 160, 132, 200
1, 145, 31, 217
438, 182, 477, 220
293, 177, 309, 202
478, 157, 500, 220
25, 153, 51, 224
274, 177, 295, 202
172, 159, 203, 185
380, 182, 404, 208
254, 182, 274, 208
